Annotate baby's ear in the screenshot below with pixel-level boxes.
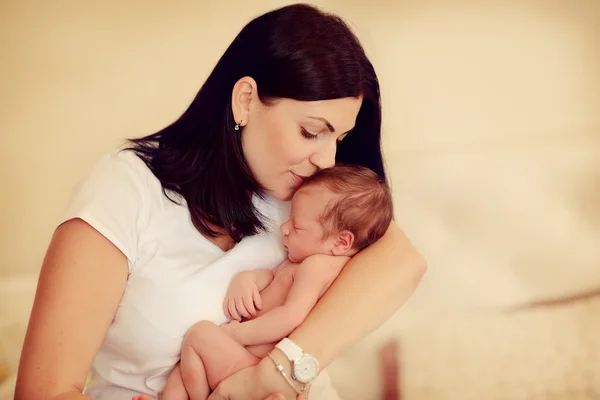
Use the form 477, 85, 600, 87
331, 230, 355, 256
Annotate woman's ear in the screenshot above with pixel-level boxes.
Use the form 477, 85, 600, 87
331, 230, 355, 256
231, 76, 258, 128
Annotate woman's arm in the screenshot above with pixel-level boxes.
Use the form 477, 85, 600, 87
15, 219, 129, 400
208, 221, 426, 399
285, 221, 426, 365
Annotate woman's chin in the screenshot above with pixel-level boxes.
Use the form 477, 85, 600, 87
267, 187, 295, 202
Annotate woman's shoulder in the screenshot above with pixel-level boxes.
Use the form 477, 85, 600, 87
87, 149, 152, 181
62, 149, 167, 231
76, 149, 164, 199
59, 150, 163, 266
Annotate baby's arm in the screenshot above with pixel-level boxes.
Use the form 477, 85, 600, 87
223, 268, 276, 321
224, 257, 346, 346
247, 268, 276, 291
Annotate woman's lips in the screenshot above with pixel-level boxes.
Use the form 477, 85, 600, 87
291, 172, 306, 186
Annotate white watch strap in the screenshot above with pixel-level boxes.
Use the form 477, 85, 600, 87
275, 338, 304, 361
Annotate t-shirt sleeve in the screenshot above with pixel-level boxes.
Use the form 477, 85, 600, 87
58, 152, 150, 271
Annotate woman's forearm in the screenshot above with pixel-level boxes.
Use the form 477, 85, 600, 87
286, 222, 426, 367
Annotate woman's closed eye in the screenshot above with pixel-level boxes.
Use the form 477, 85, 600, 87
300, 127, 320, 140
302, 125, 351, 144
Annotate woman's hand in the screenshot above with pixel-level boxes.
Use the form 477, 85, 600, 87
207, 352, 306, 400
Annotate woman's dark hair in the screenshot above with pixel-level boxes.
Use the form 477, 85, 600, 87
127, 3, 386, 242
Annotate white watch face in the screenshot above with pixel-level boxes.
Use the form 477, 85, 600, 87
293, 354, 319, 384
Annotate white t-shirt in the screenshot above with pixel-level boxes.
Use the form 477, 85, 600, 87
59, 150, 339, 400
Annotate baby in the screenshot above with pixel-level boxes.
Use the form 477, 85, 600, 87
134, 164, 394, 400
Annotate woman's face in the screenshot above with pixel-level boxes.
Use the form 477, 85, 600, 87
241, 95, 363, 201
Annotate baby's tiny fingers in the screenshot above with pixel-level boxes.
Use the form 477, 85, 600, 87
228, 298, 241, 321
235, 298, 251, 318
253, 287, 263, 310
243, 294, 257, 316
223, 299, 231, 318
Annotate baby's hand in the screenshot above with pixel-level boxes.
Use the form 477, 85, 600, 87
223, 271, 262, 321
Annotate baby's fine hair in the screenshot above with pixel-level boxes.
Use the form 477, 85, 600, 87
301, 164, 394, 251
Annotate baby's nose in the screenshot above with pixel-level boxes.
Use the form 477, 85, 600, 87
280, 221, 289, 235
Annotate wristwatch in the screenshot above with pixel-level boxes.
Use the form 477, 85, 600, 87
275, 338, 320, 384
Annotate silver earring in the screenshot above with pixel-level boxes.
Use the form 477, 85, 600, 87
234, 120, 242, 131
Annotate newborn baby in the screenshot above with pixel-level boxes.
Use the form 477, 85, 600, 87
134, 164, 394, 400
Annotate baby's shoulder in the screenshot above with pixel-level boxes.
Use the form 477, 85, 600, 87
297, 255, 350, 281
300, 254, 350, 271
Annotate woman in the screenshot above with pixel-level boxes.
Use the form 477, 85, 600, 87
15, 4, 426, 400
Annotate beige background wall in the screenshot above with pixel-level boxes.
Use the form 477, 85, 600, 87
1, 0, 599, 314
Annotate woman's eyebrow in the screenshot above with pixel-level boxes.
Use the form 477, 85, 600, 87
307, 116, 335, 133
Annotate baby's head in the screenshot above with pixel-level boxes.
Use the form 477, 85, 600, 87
280, 164, 394, 263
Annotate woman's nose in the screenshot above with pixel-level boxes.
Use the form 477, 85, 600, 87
309, 140, 337, 170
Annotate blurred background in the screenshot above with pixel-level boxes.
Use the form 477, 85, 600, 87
1, 0, 599, 399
